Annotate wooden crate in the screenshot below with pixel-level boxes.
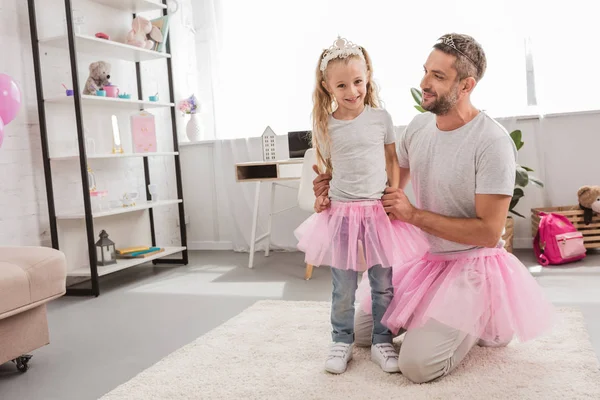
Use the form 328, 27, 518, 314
531, 205, 600, 250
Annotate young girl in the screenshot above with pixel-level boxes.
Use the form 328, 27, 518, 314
294, 37, 428, 374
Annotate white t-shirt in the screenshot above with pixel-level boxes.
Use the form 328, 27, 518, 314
326, 106, 396, 201
398, 111, 517, 253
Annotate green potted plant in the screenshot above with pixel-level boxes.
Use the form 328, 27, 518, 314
410, 88, 544, 252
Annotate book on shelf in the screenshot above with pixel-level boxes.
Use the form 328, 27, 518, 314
149, 15, 170, 53
116, 246, 150, 255
117, 247, 164, 258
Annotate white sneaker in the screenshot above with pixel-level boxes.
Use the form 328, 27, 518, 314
371, 343, 400, 373
324, 342, 353, 374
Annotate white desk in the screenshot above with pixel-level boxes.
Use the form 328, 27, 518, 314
235, 159, 304, 268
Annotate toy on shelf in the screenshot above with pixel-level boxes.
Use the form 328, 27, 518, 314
118, 93, 131, 99
131, 111, 157, 153
104, 84, 120, 98
126, 16, 157, 50
95, 32, 110, 40
61, 83, 73, 96
148, 93, 159, 102
83, 61, 111, 95
120, 192, 138, 207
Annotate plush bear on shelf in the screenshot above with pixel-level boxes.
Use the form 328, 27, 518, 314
83, 61, 111, 95
126, 16, 160, 50
577, 185, 600, 225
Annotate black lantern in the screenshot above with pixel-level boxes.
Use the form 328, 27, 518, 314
95, 230, 116, 266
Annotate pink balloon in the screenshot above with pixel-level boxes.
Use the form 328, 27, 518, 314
0, 116, 4, 149
0, 74, 21, 125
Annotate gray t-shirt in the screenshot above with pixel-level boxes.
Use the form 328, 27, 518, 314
398, 111, 517, 253
327, 106, 396, 201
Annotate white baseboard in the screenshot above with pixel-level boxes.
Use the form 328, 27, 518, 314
187, 241, 234, 251
514, 237, 533, 249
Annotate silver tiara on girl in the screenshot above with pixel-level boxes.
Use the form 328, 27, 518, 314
320, 36, 365, 72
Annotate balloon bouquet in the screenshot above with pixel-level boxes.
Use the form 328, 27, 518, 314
0, 73, 22, 148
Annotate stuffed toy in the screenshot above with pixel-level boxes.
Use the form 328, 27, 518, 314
126, 16, 159, 50
83, 61, 111, 95
577, 185, 600, 225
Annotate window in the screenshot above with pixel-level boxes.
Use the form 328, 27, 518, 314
524, 0, 600, 114
203, 0, 538, 139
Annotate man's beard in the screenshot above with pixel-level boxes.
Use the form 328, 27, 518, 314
422, 84, 459, 115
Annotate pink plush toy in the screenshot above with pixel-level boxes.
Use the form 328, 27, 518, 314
126, 16, 154, 49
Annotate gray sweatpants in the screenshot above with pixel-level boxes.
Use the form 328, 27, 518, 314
354, 307, 509, 383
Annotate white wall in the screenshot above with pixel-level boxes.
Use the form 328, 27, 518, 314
179, 111, 599, 251
0, 0, 49, 246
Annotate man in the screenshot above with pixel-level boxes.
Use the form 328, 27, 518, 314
313, 33, 554, 383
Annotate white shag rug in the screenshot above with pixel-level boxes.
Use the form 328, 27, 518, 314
102, 301, 600, 400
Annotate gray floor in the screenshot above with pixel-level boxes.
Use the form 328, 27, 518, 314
1, 250, 599, 400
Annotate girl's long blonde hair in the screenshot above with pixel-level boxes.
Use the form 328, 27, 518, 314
311, 47, 380, 173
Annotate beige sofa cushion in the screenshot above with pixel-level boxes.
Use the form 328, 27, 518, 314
0, 246, 67, 317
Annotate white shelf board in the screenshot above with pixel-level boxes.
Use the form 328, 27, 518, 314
56, 199, 182, 220
40, 34, 170, 62
89, 0, 166, 12
51, 151, 178, 161
68, 246, 186, 277
45, 94, 174, 109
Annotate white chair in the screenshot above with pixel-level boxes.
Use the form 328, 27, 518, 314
297, 148, 318, 280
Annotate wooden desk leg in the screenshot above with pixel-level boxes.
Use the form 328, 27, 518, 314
305, 264, 314, 280
265, 182, 275, 257
248, 182, 261, 269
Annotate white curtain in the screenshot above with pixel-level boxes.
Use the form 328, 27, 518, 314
193, 0, 530, 140
523, 0, 600, 114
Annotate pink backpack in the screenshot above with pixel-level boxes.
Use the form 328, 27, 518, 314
533, 212, 586, 266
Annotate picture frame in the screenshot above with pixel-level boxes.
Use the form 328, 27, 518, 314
131, 111, 157, 153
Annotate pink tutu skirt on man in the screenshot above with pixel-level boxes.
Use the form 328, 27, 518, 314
358, 247, 555, 343
294, 200, 429, 272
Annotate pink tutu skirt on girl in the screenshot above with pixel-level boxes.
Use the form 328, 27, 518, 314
359, 247, 555, 343
294, 200, 428, 272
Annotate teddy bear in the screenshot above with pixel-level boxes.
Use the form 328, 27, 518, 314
577, 185, 600, 225
83, 61, 111, 95
126, 16, 160, 50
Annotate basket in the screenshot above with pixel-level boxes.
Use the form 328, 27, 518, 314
502, 216, 514, 253
531, 205, 600, 250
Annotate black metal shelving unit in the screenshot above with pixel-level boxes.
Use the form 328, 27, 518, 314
27, 0, 188, 297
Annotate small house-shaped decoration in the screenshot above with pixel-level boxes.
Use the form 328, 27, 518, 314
262, 126, 277, 161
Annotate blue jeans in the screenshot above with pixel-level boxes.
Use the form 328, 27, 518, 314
330, 265, 393, 344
